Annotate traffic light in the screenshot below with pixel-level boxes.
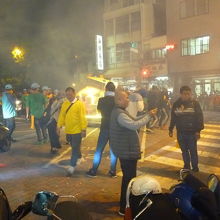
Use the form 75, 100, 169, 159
141, 68, 152, 78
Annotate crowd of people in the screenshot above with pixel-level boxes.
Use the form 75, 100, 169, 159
0, 82, 205, 217
197, 92, 220, 111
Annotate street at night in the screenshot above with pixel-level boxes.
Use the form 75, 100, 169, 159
0, 111, 220, 219
1, 0, 220, 219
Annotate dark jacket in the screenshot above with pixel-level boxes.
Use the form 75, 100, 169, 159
169, 98, 204, 134
110, 107, 141, 160
97, 95, 115, 130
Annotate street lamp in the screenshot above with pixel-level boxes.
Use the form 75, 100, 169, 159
11, 46, 25, 63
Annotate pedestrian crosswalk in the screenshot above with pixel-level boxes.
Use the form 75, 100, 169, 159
143, 124, 220, 175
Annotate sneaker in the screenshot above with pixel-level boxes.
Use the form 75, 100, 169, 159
118, 211, 125, 216
108, 170, 117, 178
86, 169, 97, 178
66, 166, 75, 176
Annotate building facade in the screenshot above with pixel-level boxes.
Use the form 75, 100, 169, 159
103, 0, 168, 87
166, 0, 220, 95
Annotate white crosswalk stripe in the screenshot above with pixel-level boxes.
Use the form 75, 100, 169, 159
143, 124, 220, 175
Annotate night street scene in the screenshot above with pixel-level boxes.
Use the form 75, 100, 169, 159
1, 0, 220, 219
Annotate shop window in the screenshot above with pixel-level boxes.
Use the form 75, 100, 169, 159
181, 36, 210, 56
116, 15, 129, 34
214, 82, 220, 93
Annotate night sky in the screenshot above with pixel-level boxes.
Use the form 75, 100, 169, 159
0, 0, 104, 88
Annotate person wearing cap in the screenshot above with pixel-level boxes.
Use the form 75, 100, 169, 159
42, 86, 49, 105
1, 84, 17, 142
26, 83, 48, 144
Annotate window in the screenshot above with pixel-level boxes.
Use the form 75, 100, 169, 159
105, 19, 114, 36
196, 0, 209, 15
131, 11, 141, 31
116, 15, 129, 34
152, 48, 166, 59
123, 0, 135, 7
180, 0, 209, 18
106, 46, 116, 67
181, 36, 210, 56
116, 43, 130, 63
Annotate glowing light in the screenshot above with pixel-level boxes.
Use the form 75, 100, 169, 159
165, 44, 175, 51
96, 35, 104, 70
11, 46, 25, 63
77, 86, 104, 119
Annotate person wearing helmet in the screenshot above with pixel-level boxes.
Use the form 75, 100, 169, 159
1, 84, 17, 142
26, 83, 48, 144
109, 90, 156, 216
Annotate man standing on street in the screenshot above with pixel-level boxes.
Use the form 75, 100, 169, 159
57, 87, 87, 176
86, 82, 117, 178
26, 83, 48, 145
2, 84, 17, 142
169, 86, 204, 172
110, 90, 154, 216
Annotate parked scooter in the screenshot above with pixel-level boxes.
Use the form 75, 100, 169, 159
125, 171, 220, 220
0, 123, 11, 152
0, 189, 92, 220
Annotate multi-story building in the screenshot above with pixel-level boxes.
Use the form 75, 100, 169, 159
103, 0, 168, 87
167, 0, 220, 95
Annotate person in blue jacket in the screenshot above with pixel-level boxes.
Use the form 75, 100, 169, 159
2, 84, 17, 142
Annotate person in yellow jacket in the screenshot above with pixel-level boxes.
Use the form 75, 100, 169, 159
57, 87, 87, 176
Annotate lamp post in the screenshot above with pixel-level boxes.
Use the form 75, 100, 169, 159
11, 46, 25, 63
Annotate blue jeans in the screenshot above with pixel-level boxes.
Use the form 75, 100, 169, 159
67, 133, 82, 167
177, 132, 198, 170
4, 117, 15, 140
91, 129, 117, 173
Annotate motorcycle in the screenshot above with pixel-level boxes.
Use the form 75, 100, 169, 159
0, 123, 11, 152
0, 190, 93, 220
125, 171, 220, 220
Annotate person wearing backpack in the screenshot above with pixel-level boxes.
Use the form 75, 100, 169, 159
169, 86, 204, 172
57, 87, 87, 176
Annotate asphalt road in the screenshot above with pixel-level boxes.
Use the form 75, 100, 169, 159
0, 111, 220, 220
